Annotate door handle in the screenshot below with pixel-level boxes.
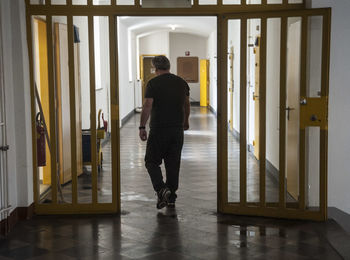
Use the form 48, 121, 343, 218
0, 145, 9, 151
285, 107, 295, 121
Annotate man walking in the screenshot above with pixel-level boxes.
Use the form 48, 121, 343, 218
139, 55, 190, 209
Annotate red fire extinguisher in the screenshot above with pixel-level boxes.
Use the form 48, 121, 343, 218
36, 112, 46, 167
102, 113, 108, 132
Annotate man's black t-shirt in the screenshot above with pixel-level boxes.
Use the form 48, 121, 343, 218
145, 73, 190, 129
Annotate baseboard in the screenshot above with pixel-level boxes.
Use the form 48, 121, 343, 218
247, 144, 254, 153
190, 101, 200, 106
209, 105, 217, 116
326, 207, 350, 259
328, 207, 350, 235
266, 159, 279, 183
229, 127, 240, 142
0, 203, 34, 235
121, 110, 135, 127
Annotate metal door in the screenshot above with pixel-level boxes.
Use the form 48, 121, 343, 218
0, 31, 10, 221
25, 0, 328, 218
26, 12, 119, 214
219, 9, 331, 221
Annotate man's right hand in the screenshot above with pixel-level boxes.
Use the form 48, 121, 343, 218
139, 129, 148, 141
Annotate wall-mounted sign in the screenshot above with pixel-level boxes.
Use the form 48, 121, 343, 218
177, 56, 199, 83
142, 0, 191, 8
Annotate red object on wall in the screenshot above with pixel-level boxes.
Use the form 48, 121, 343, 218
185, 51, 190, 56
36, 113, 46, 167
102, 113, 108, 132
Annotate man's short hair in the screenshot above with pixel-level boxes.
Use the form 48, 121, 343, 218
152, 55, 170, 70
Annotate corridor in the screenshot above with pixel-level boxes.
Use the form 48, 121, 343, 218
0, 107, 346, 259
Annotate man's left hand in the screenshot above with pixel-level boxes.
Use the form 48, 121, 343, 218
139, 129, 148, 141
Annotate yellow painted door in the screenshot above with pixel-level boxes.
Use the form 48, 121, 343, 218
206, 61, 210, 106
74, 42, 83, 177
253, 38, 260, 160
200, 59, 209, 107
286, 19, 302, 201
55, 23, 72, 185
54, 23, 83, 184
36, 19, 51, 186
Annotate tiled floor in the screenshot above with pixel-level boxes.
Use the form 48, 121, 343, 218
1, 107, 349, 259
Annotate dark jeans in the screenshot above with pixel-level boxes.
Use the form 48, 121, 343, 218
145, 127, 184, 199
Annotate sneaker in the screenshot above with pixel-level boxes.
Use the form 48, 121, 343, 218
167, 202, 175, 208
156, 187, 171, 209
167, 193, 177, 208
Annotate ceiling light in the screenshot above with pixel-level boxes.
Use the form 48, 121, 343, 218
169, 24, 176, 31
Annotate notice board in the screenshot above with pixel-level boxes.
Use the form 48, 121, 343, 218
177, 57, 199, 83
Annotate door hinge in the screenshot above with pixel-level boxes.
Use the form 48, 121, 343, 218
0, 145, 9, 151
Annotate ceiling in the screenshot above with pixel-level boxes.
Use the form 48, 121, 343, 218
118, 16, 217, 38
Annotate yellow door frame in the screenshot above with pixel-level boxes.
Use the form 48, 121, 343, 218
25, 0, 330, 221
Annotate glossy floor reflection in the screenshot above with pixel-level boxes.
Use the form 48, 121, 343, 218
56, 106, 293, 204
0, 107, 348, 259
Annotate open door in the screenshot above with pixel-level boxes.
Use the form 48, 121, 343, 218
54, 23, 83, 185
220, 9, 331, 221
229, 46, 234, 132
253, 37, 260, 160
285, 19, 301, 201
140, 55, 159, 103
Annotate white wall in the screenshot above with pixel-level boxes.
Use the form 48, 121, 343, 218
266, 18, 281, 170
306, 16, 323, 206
73, 16, 111, 131
139, 31, 170, 58
118, 19, 135, 124
227, 20, 241, 133
169, 32, 207, 102
95, 17, 111, 131
0, 0, 33, 213
308, 0, 350, 214
73, 17, 91, 130
247, 19, 260, 147
207, 30, 217, 112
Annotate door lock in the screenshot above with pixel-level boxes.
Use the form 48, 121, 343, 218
310, 114, 318, 122
0, 145, 9, 151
